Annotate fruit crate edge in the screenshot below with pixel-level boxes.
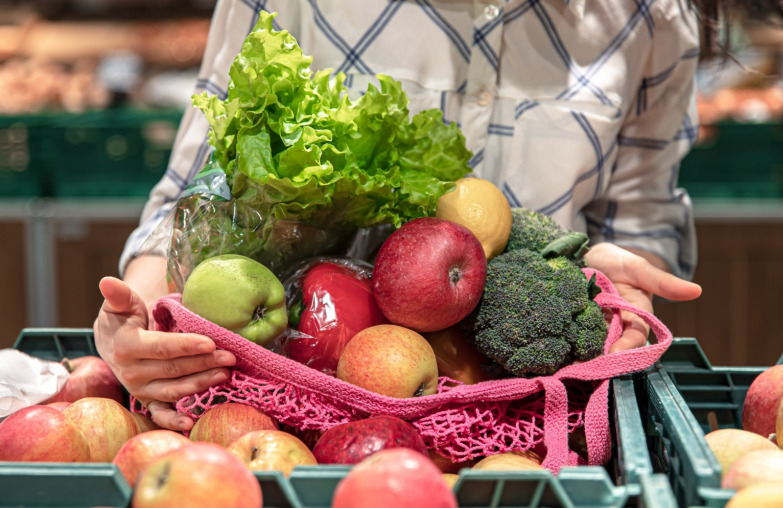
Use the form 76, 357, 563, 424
638, 337, 783, 508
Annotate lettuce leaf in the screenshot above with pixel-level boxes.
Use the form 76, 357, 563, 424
192, 11, 472, 230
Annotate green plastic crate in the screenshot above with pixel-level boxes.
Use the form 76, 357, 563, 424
678, 121, 783, 199
0, 108, 182, 198
7, 328, 661, 507
638, 338, 783, 508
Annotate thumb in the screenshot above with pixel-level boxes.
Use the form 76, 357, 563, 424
99, 276, 148, 319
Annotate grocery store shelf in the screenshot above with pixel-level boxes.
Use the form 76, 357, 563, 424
0, 197, 145, 330
692, 197, 783, 221
0, 197, 146, 220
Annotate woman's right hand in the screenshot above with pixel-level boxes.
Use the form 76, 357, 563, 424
93, 276, 236, 431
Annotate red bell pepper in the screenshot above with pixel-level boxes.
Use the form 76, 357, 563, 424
287, 260, 388, 374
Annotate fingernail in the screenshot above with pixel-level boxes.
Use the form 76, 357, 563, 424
213, 371, 229, 382
197, 341, 213, 353
215, 351, 236, 365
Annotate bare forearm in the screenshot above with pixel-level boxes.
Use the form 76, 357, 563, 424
123, 255, 170, 311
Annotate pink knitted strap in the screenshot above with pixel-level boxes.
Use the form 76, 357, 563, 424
539, 377, 569, 471
584, 379, 611, 466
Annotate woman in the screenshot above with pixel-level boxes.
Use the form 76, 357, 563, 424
94, 0, 780, 431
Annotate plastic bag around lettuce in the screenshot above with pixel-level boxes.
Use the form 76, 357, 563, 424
145, 162, 357, 293
282, 257, 389, 376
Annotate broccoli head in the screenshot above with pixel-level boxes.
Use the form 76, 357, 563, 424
464, 245, 607, 377
506, 207, 569, 254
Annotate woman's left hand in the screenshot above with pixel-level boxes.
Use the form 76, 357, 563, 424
584, 242, 702, 353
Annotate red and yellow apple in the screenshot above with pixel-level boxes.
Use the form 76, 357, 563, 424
189, 402, 278, 448
423, 325, 490, 385
472, 450, 545, 471
112, 429, 192, 487
372, 217, 487, 332
227, 429, 317, 477
704, 428, 779, 477
44, 355, 124, 405
742, 364, 783, 438
132, 442, 262, 508
0, 405, 90, 462
336, 324, 439, 398
722, 448, 783, 490
332, 448, 458, 508
726, 482, 783, 507
63, 397, 139, 462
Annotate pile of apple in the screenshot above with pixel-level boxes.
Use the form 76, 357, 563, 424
0, 354, 539, 508
702, 364, 783, 506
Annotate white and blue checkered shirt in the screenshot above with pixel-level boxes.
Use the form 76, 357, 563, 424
122, 0, 700, 279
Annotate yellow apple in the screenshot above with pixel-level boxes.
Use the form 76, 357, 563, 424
336, 324, 439, 398
472, 450, 545, 471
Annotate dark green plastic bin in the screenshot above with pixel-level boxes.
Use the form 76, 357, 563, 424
0, 109, 182, 198
638, 338, 783, 508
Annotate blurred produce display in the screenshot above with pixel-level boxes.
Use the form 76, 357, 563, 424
0, 0, 213, 113
679, 17, 783, 200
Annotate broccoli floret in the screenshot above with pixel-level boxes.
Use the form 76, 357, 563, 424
506, 207, 569, 254
464, 247, 607, 377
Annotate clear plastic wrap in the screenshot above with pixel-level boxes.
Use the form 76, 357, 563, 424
283, 257, 388, 376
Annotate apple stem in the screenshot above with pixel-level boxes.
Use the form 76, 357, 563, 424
251, 446, 259, 461
413, 383, 427, 397
61, 357, 74, 374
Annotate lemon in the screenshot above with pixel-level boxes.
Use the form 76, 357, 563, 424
435, 177, 512, 260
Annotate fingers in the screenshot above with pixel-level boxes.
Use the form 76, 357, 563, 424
609, 310, 650, 353
123, 351, 237, 386
114, 329, 221, 363
146, 401, 195, 432
624, 258, 702, 302
144, 367, 232, 406
99, 277, 142, 315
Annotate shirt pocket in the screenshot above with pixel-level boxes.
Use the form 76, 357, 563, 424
501, 97, 623, 221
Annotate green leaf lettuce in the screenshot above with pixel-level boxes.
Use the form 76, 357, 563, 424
192, 10, 473, 231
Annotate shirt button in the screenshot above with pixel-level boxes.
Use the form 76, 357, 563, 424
484, 4, 500, 20
477, 91, 492, 106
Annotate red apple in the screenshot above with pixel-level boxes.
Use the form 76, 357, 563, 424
742, 364, 783, 438
332, 448, 457, 508
313, 415, 427, 464
423, 325, 491, 385
336, 324, 439, 398
44, 356, 124, 405
189, 402, 279, 447
372, 217, 487, 332
227, 429, 317, 477
704, 428, 779, 477
112, 429, 192, 488
0, 405, 91, 462
63, 397, 139, 462
722, 448, 783, 490
132, 442, 262, 508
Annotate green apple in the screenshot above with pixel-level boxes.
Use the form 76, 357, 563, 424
181, 254, 288, 345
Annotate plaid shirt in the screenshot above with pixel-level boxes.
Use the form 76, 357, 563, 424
122, 0, 700, 279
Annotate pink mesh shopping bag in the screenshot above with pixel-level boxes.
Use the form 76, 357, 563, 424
151, 268, 672, 473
